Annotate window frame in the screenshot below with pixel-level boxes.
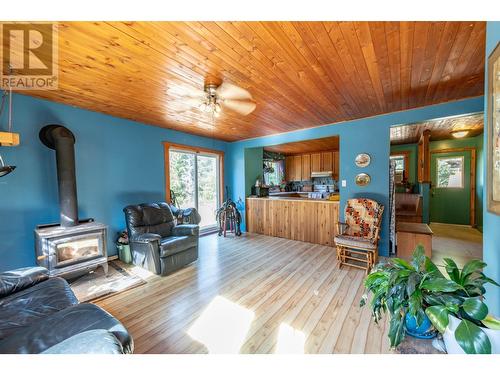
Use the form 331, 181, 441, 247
164, 142, 224, 206
435, 155, 465, 189
390, 151, 410, 183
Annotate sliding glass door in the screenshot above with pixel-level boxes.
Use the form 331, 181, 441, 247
169, 149, 220, 230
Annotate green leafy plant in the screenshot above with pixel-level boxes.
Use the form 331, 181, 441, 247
360, 246, 500, 352
360, 245, 435, 348
424, 258, 500, 354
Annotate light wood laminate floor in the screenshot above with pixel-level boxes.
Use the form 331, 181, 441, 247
97, 233, 391, 354
430, 223, 482, 269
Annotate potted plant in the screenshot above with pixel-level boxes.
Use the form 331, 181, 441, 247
361, 246, 500, 353
360, 246, 439, 348
424, 258, 500, 354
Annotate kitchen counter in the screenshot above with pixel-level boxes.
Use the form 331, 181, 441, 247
246, 197, 340, 246
248, 196, 339, 202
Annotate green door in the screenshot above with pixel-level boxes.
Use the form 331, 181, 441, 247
430, 151, 471, 225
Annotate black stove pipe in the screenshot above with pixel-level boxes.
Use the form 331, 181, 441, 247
39, 125, 79, 227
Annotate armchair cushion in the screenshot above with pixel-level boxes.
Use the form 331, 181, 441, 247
344, 198, 384, 240
334, 235, 377, 250
0, 266, 49, 298
160, 236, 197, 257
172, 224, 199, 237
124, 202, 175, 238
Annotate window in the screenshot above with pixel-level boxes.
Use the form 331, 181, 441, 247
436, 156, 464, 188
263, 160, 284, 186
390, 154, 406, 183
390, 155, 405, 173
165, 144, 223, 231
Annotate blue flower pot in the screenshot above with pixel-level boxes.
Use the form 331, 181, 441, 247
405, 313, 437, 339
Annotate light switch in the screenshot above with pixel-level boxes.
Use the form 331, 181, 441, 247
341, 180, 347, 187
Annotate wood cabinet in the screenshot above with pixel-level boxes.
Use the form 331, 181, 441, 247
332, 151, 339, 177
311, 153, 321, 172
292, 155, 302, 181
285, 155, 302, 181
285, 151, 339, 181
246, 198, 340, 246
321, 151, 333, 172
285, 156, 292, 181
301, 154, 311, 181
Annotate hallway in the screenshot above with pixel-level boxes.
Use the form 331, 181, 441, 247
430, 223, 483, 269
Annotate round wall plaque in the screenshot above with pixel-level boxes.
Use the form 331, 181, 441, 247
355, 153, 371, 167
355, 173, 371, 186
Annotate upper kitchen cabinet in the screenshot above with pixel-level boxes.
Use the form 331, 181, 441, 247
292, 155, 302, 181
265, 135, 340, 182
321, 152, 333, 172
285, 155, 302, 181
302, 154, 311, 181
311, 153, 321, 173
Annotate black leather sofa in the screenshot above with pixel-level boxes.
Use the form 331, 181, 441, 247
123, 202, 200, 276
0, 267, 133, 354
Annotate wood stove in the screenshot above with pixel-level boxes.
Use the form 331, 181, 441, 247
35, 124, 108, 278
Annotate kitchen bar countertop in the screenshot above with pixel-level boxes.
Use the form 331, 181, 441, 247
247, 196, 339, 203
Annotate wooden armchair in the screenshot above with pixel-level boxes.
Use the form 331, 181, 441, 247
334, 198, 384, 274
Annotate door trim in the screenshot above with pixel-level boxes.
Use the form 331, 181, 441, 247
163, 142, 224, 205
430, 147, 476, 227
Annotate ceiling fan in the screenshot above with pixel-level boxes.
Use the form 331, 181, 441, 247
182, 82, 256, 117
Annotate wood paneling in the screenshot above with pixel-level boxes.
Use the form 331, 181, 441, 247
391, 113, 484, 145
265, 136, 339, 155
292, 155, 302, 181
10, 22, 486, 142
246, 198, 339, 246
97, 233, 391, 353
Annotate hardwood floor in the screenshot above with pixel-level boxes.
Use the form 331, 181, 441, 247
97, 233, 391, 354
430, 223, 483, 269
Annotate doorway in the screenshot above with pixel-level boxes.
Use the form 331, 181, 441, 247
165, 144, 223, 231
389, 113, 484, 267
430, 150, 473, 225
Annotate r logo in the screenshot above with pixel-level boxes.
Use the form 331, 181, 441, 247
1, 23, 58, 90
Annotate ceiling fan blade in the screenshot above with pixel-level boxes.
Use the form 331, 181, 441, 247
223, 99, 256, 116
167, 85, 206, 99
216, 82, 253, 100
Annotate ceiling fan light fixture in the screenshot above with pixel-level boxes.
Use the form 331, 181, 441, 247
451, 130, 469, 138
215, 103, 222, 113
199, 102, 207, 112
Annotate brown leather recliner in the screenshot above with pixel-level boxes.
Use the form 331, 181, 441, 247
123, 202, 200, 276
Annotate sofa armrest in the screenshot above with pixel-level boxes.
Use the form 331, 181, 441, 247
0, 266, 49, 298
172, 224, 199, 237
129, 233, 162, 274
42, 329, 125, 354
130, 233, 161, 244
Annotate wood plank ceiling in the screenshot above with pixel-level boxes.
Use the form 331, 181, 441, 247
264, 136, 339, 155
16, 21, 486, 142
390, 113, 484, 144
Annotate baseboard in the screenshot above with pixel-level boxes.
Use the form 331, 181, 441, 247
108, 255, 118, 261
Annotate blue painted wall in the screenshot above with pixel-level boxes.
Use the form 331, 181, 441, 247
0, 94, 227, 271
226, 97, 484, 257
483, 21, 500, 316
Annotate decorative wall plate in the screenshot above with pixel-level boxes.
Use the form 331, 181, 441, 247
355, 173, 371, 186
355, 153, 371, 167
